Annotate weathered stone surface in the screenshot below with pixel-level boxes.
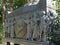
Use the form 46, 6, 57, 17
3, 0, 49, 45
2, 38, 49, 45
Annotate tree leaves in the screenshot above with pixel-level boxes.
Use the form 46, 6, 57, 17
13, 0, 26, 10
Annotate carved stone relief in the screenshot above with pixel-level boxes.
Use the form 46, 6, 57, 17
4, 11, 47, 42
14, 18, 27, 38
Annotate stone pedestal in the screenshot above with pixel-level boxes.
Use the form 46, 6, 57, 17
2, 38, 49, 45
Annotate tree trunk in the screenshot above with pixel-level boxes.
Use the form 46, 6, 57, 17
2, 0, 6, 22
9, 0, 14, 12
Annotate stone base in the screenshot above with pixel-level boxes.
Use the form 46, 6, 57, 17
2, 38, 49, 45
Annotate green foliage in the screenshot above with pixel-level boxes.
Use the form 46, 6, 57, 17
0, 3, 2, 44
0, 23, 3, 43
0, 7, 2, 43
50, 1, 60, 45
13, 0, 26, 10
0, 7, 2, 23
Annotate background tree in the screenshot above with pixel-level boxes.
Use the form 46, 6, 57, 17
49, 0, 60, 45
